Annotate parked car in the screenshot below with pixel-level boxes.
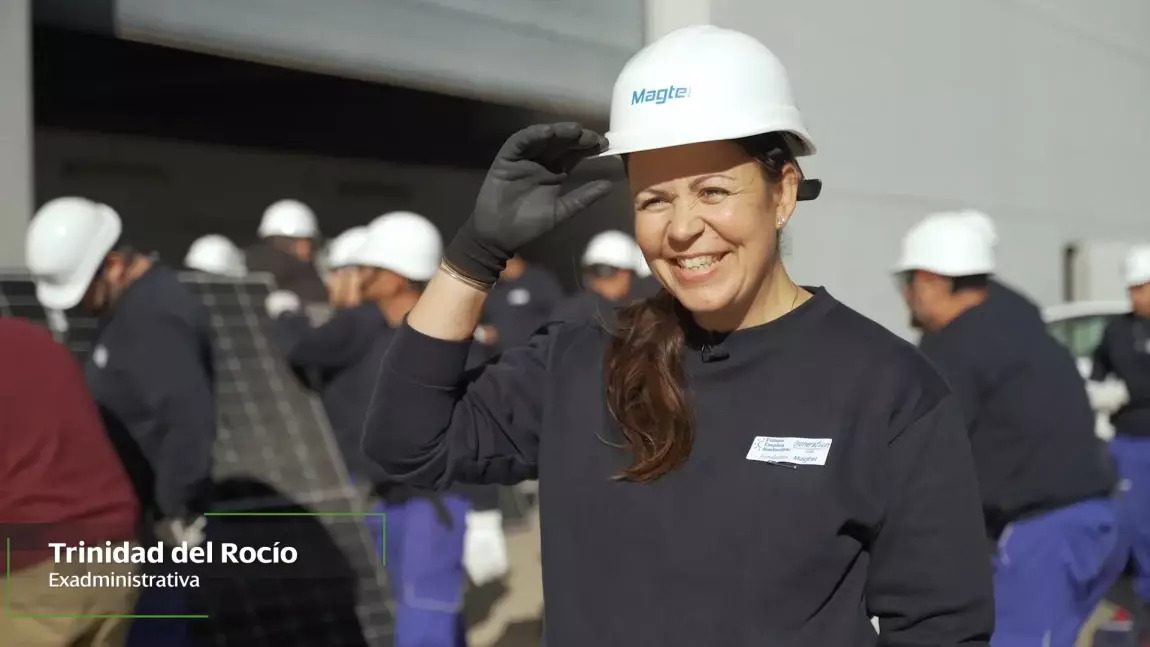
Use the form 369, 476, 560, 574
1043, 300, 1132, 440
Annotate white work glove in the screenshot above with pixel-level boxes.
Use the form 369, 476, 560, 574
265, 290, 301, 318
462, 510, 509, 586
1086, 379, 1130, 413
155, 516, 207, 549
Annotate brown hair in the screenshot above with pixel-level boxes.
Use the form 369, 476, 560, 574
604, 132, 798, 482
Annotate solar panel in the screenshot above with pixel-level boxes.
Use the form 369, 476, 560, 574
0, 273, 394, 647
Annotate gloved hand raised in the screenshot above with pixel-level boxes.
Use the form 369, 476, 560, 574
444, 123, 613, 286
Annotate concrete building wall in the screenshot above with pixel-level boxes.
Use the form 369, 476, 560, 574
701, 0, 1150, 337
0, 0, 32, 269
33, 129, 633, 290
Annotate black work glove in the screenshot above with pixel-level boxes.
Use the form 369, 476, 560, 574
444, 122, 614, 286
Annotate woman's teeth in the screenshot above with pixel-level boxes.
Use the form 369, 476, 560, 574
676, 255, 721, 270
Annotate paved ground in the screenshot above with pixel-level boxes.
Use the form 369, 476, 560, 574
466, 503, 544, 647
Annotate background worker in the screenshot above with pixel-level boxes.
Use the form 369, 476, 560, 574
364, 24, 993, 647
475, 254, 564, 355
628, 252, 661, 300
184, 233, 247, 277
269, 211, 499, 647
25, 196, 217, 647
245, 198, 328, 305
946, 210, 1045, 326
0, 317, 140, 647
266, 219, 394, 489
322, 225, 369, 308
896, 212, 1124, 646
1090, 243, 1150, 644
549, 230, 640, 325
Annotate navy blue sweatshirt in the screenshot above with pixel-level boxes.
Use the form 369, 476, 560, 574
275, 305, 499, 509
274, 304, 392, 482
628, 275, 663, 301
988, 279, 1043, 327
483, 265, 565, 352
364, 288, 993, 647
1091, 313, 1150, 436
84, 264, 217, 520
919, 288, 1114, 538
550, 290, 620, 327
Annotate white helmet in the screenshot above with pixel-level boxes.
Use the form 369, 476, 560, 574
583, 230, 640, 270
634, 244, 652, 278
895, 213, 995, 277
326, 226, 369, 270
258, 199, 318, 238
1124, 244, 1150, 288
955, 210, 998, 247
602, 25, 815, 158
350, 211, 442, 281
185, 234, 247, 277
26, 197, 122, 310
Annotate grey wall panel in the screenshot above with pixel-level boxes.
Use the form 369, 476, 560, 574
0, 0, 32, 269
709, 0, 1150, 339
115, 0, 642, 116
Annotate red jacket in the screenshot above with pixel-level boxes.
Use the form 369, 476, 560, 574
0, 318, 139, 573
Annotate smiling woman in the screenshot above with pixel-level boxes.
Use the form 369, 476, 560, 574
362, 24, 994, 647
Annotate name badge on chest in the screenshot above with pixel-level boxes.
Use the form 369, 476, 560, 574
746, 436, 833, 466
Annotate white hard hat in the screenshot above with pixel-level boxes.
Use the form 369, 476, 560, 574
326, 226, 369, 269
350, 211, 442, 281
895, 214, 995, 277
185, 234, 247, 277
631, 239, 651, 277
1124, 245, 1150, 288
583, 230, 640, 270
602, 24, 815, 158
258, 199, 318, 238
26, 197, 123, 310
956, 210, 997, 247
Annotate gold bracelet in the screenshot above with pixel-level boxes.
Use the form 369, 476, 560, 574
439, 259, 495, 292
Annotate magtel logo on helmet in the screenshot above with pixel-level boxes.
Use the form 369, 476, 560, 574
630, 85, 692, 106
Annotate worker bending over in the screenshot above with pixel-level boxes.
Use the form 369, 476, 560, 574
1090, 244, 1150, 643
26, 197, 217, 647
0, 317, 140, 647
269, 212, 500, 647
550, 230, 641, 325
897, 211, 1123, 646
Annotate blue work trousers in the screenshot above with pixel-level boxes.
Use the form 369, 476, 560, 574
991, 498, 1128, 647
1111, 434, 1150, 602
367, 494, 470, 647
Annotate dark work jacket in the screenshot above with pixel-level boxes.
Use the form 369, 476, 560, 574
1091, 313, 1150, 436
364, 288, 994, 647
550, 290, 621, 328
84, 264, 217, 521
988, 279, 1044, 328
919, 290, 1114, 538
628, 275, 663, 301
483, 265, 565, 353
245, 243, 328, 305
274, 305, 499, 510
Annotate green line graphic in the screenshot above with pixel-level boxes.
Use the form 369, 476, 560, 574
4, 511, 385, 620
